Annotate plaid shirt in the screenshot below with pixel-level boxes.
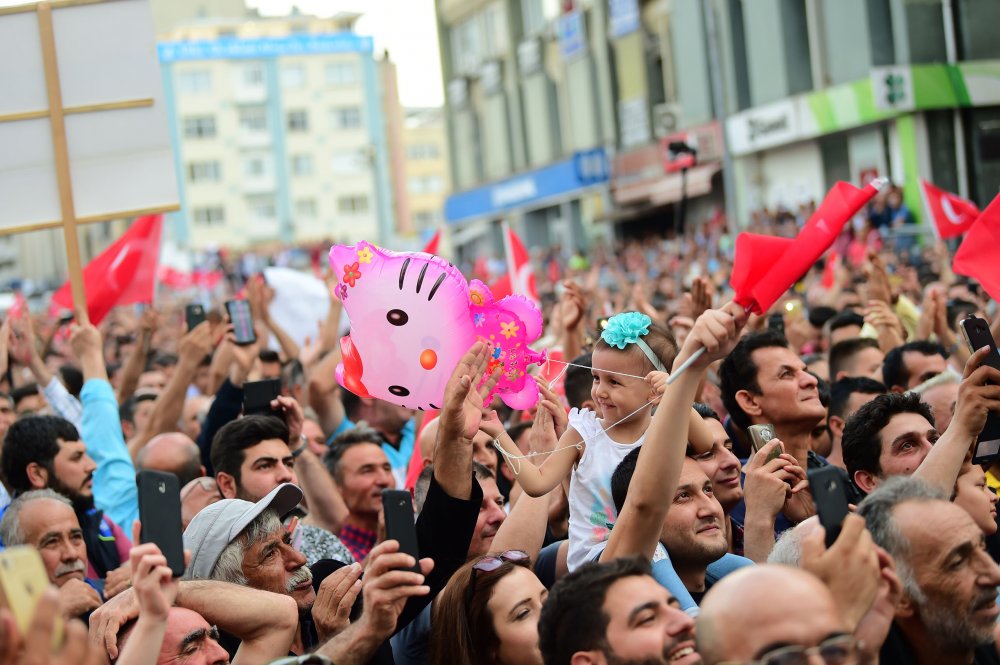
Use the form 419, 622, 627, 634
43, 377, 82, 430
339, 524, 377, 562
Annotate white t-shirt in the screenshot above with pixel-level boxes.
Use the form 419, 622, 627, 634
566, 408, 646, 571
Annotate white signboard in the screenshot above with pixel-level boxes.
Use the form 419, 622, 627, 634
870, 66, 915, 112
0, 0, 178, 233
726, 98, 802, 156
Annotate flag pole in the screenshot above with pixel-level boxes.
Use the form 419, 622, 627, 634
501, 219, 519, 296
918, 179, 943, 242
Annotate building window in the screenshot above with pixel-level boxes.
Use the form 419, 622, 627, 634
243, 156, 269, 178
325, 61, 359, 86
295, 198, 318, 219
407, 143, 441, 160
482, 2, 509, 58
290, 154, 314, 176
242, 63, 265, 87
287, 110, 309, 132
247, 195, 277, 219
409, 175, 445, 194
337, 195, 368, 214
281, 64, 305, 88
177, 69, 212, 94
330, 107, 362, 130
413, 210, 438, 227
187, 161, 221, 183
450, 15, 483, 75
183, 115, 216, 139
239, 107, 268, 132
192, 207, 225, 226
331, 149, 366, 174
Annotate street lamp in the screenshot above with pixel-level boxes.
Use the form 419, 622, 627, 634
666, 140, 698, 247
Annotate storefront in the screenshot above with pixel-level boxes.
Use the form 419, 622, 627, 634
443, 147, 610, 261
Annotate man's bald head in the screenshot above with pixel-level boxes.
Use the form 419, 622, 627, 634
137, 432, 204, 487
697, 565, 847, 665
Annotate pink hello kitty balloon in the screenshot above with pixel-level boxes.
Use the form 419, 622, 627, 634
329, 241, 546, 411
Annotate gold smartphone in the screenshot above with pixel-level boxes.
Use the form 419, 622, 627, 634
0, 546, 62, 647
747, 424, 782, 462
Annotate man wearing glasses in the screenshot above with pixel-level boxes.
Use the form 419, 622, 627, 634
696, 565, 857, 665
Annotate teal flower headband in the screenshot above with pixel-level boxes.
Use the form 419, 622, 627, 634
601, 312, 668, 373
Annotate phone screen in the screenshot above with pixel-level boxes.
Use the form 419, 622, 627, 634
961, 316, 1000, 464
227, 300, 256, 345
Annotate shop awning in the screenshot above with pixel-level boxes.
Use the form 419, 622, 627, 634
612, 162, 721, 207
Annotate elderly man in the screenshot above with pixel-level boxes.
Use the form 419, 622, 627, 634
137, 432, 205, 488
858, 477, 1000, 664
0, 490, 103, 619
697, 565, 857, 665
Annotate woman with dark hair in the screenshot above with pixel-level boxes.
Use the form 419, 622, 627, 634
429, 550, 546, 665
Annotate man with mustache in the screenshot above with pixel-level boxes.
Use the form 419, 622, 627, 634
0, 415, 130, 580
0, 490, 103, 620
858, 477, 1000, 665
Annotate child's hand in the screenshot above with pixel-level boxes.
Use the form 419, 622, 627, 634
528, 400, 561, 454
533, 376, 569, 439
645, 371, 669, 403
478, 410, 505, 439
675, 302, 748, 371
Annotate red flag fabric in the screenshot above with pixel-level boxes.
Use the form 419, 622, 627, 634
422, 229, 442, 256
821, 251, 839, 289
731, 180, 884, 314
920, 179, 979, 239
500, 225, 541, 306
954, 192, 1000, 302
52, 215, 163, 324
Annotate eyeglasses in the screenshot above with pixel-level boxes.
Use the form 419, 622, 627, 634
180, 476, 218, 501
464, 550, 530, 610
719, 635, 858, 665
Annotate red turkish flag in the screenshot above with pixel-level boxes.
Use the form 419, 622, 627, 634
821, 251, 840, 289
920, 179, 979, 239
494, 225, 540, 306
421, 228, 442, 256
51, 215, 163, 324
954, 192, 1000, 302
731, 180, 884, 314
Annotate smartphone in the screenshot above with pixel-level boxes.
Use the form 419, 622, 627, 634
381, 489, 420, 573
747, 423, 782, 463
137, 470, 186, 577
0, 546, 62, 647
185, 303, 206, 331
767, 313, 785, 335
243, 378, 282, 417
226, 300, 256, 346
808, 465, 852, 548
960, 315, 1000, 464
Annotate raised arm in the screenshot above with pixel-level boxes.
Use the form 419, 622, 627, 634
915, 346, 1000, 493
602, 304, 746, 562
11, 313, 83, 428
116, 309, 159, 405
250, 277, 300, 361
491, 425, 581, 498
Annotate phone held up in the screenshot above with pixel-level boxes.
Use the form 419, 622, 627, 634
185, 303, 206, 331
226, 299, 256, 346
808, 465, 852, 548
747, 424, 783, 463
0, 546, 63, 648
382, 489, 421, 573
960, 315, 1000, 464
137, 470, 186, 577
243, 378, 283, 418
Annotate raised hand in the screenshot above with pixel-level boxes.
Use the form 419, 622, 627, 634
440, 342, 500, 441
21, 590, 102, 665
312, 562, 363, 642
356, 540, 433, 640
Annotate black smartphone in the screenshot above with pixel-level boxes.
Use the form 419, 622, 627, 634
767, 313, 785, 335
243, 378, 282, 417
808, 465, 851, 548
382, 489, 420, 573
185, 303, 206, 331
226, 300, 256, 345
136, 470, 185, 577
960, 315, 1000, 464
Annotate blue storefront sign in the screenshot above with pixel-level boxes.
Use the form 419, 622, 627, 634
557, 10, 587, 61
445, 148, 609, 225
608, 0, 641, 39
158, 33, 373, 62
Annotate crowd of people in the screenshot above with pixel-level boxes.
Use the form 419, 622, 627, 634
0, 213, 997, 665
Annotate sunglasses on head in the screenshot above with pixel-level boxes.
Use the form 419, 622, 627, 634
464, 550, 530, 610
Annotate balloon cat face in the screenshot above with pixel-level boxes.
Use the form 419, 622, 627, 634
329, 242, 546, 411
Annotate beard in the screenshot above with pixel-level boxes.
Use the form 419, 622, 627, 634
918, 591, 997, 652
49, 475, 94, 514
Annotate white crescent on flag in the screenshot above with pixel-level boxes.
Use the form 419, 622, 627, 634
107, 246, 130, 292
940, 195, 965, 225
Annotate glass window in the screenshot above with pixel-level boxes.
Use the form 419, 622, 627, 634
239, 107, 268, 132
243, 157, 268, 177
287, 110, 309, 132
330, 107, 362, 130
407, 143, 441, 160
337, 195, 368, 214
177, 69, 212, 94
482, 3, 509, 58
247, 195, 277, 219
295, 198, 318, 219
409, 175, 445, 194
290, 154, 314, 176
183, 116, 216, 139
281, 64, 305, 88
450, 16, 482, 75
242, 63, 265, 86
186, 161, 221, 183
326, 61, 359, 86
192, 207, 225, 226
331, 149, 366, 174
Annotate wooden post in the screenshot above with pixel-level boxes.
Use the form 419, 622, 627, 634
37, 2, 89, 325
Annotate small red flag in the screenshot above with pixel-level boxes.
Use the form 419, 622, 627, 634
51, 215, 163, 324
731, 180, 884, 314
821, 251, 839, 289
422, 229, 442, 256
954, 192, 1000, 302
496, 224, 540, 307
920, 179, 979, 239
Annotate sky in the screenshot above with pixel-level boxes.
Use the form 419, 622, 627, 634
250, 0, 445, 107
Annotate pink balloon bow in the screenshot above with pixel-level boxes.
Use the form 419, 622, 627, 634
329, 241, 547, 411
